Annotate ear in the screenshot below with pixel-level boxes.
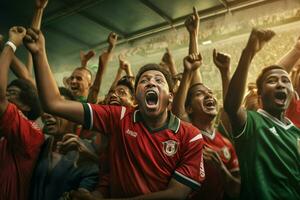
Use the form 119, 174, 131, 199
168, 92, 174, 105
186, 105, 193, 115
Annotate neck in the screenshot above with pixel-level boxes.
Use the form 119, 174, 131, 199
263, 108, 286, 124
141, 110, 169, 130
191, 117, 214, 133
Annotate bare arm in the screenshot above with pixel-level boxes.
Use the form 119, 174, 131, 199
24, 28, 84, 124
276, 36, 300, 73
0, 27, 26, 115
172, 54, 202, 121
224, 29, 275, 134
185, 7, 202, 85
88, 33, 117, 103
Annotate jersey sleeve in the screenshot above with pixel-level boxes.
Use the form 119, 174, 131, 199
173, 128, 205, 190
232, 111, 256, 141
0, 103, 44, 155
82, 103, 125, 135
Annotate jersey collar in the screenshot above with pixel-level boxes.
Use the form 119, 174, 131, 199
257, 109, 294, 130
133, 110, 180, 133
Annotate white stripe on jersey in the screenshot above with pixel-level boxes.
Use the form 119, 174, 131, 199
87, 103, 93, 130
174, 171, 201, 186
120, 106, 126, 120
189, 133, 203, 143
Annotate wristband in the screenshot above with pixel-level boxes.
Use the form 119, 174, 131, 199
5, 41, 17, 52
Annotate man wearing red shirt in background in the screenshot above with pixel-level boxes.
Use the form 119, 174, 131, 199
0, 27, 44, 200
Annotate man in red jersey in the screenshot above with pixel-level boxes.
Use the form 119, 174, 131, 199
24, 28, 205, 199
172, 53, 240, 200
0, 26, 44, 200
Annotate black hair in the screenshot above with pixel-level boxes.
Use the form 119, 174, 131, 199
59, 87, 75, 101
256, 65, 286, 95
8, 79, 42, 120
134, 63, 174, 92
117, 76, 135, 96
185, 83, 205, 107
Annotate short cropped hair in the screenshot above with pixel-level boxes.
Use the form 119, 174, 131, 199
134, 63, 174, 92
185, 83, 205, 107
8, 79, 42, 120
256, 65, 286, 95
117, 76, 135, 96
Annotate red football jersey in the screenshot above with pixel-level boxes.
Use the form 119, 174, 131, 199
286, 94, 300, 128
0, 103, 44, 200
83, 103, 205, 197
189, 130, 239, 200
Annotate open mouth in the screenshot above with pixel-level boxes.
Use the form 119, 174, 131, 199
204, 99, 216, 109
145, 90, 159, 109
70, 85, 79, 92
274, 91, 287, 106
109, 97, 121, 105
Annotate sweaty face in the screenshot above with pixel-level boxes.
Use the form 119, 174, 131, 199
260, 69, 293, 113
69, 69, 91, 97
188, 84, 218, 119
135, 70, 172, 118
105, 85, 135, 107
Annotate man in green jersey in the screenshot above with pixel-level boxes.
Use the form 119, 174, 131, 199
224, 28, 300, 199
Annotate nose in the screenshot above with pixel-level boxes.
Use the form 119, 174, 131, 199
276, 80, 286, 89
146, 78, 156, 88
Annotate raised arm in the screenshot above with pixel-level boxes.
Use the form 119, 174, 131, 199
87, 32, 118, 103
108, 54, 129, 92
80, 50, 96, 68
224, 29, 275, 134
276, 35, 300, 73
24, 28, 84, 124
0, 27, 26, 115
172, 54, 202, 121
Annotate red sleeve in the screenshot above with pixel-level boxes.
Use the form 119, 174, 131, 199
226, 141, 240, 172
286, 94, 300, 128
173, 127, 205, 190
0, 103, 44, 155
82, 103, 125, 135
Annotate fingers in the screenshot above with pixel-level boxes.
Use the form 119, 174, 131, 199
193, 6, 199, 19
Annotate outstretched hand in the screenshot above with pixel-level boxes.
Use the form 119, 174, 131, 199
23, 28, 45, 54
9, 26, 26, 47
80, 50, 95, 67
107, 32, 118, 51
245, 28, 275, 54
118, 54, 130, 71
35, 0, 48, 9
213, 49, 231, 73
183, 53, 202, 71
184, 6, 199, 35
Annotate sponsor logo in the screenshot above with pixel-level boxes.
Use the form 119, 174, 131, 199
221, 147, 231, 161
162, 140, 178, 156
269, 127, 279, 136
200, 155, 205, 178
126, 129, 138, 137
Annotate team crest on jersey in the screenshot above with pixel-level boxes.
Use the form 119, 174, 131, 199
162, 140, 178, 156
221, 147, 231, 161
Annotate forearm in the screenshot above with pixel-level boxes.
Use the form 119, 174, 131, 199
87, 63, 105, 103
224, 49, 254, 115
172, 69, 193, 120
0, 46, 14, 102
26, 52, 33, 75
188, 33, 198, 55
11, 55, 35, 85
109, 68, 123, 91
276, 47, 300, 73
220, 70, 231, 101
31, 8, 44, 29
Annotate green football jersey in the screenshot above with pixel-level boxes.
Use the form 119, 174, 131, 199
234, 109, 300, 200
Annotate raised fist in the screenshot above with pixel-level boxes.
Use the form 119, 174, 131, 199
107, 32, 118, 48
246, 28, 275, 54
161, 48, 175, 67
80, 50, 95, 67
184, 7, 199, 35
23, 28, 45, 54
9, 26, 26, 47
213, 49, 231, 73
118, 54, 130, 70
183, 53, 202, 72
36, 0, 48, 9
